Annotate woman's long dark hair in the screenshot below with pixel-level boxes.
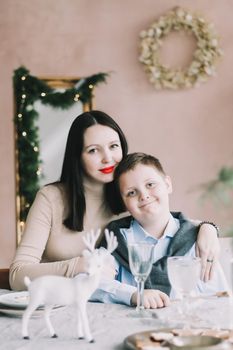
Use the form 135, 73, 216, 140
60, 110, 128, 231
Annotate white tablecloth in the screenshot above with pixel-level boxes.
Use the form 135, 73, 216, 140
0, 289, 233, 350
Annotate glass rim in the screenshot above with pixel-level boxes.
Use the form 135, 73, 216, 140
167, 256, 201, 261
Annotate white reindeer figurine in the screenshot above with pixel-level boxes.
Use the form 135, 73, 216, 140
22, 229, 117, 342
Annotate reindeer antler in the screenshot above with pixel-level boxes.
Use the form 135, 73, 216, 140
104, 229, 118, 254
83, 229, 101, 252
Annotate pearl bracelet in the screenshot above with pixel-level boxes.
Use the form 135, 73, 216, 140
199, 221, 220, 237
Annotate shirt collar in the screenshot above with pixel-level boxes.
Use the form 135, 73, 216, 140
131, 213, 180, 242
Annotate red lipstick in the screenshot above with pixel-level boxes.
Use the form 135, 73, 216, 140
99, 166, 115, 174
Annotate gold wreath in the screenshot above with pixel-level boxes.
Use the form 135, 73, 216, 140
139, 8, 223, 90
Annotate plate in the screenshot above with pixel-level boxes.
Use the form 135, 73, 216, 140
124, 329, 173, 350
0, 292, 65, 318
124, 329, 226, 350
0, 304, 65, 318
0, 306, 44, 317
0, 291, 30, 309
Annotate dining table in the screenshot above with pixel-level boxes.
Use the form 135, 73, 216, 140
0, 288, 233, 350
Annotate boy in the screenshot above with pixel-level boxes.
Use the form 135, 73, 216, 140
92, 153, 228, 308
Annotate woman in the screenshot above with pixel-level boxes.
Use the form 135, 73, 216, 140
9, 110, 219, 290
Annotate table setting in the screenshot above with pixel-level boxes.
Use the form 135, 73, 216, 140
0, 290, 45, 317
0, 288, 233, 350
1, 246, 233, 350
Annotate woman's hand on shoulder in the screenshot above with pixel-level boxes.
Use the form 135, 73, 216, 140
196, 223, 220, 282
131, 290, 170, 309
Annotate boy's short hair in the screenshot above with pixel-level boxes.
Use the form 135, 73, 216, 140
112, 152, 166, 214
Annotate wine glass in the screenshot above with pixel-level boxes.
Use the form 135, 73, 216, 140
128, 242, 154, 315
167, 256, 201, 327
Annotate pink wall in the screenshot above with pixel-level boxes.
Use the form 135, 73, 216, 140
1, 0, 233, 267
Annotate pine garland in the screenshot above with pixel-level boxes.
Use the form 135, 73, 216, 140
13, 66, 109, 222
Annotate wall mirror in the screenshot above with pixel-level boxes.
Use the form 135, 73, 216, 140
14, 67, 108, 244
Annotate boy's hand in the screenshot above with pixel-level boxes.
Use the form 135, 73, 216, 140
131, 290, 170, 309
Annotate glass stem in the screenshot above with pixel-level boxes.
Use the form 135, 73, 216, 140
181, 293, 191, 329
136, 278, 145, 311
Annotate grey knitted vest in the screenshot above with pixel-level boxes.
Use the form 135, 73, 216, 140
101, 212, 198, 295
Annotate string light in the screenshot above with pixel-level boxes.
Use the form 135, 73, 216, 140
22, 131, 27, 137
18, 113, 22, 119
22, 94, 26, 99
26, 105, 33, 111
74, 93, 80, 101
21, 76, 26, 81
33, 146, 38, 152
88, 84, 94, 89
36, 167, 42, 176
41, 92, 46, 97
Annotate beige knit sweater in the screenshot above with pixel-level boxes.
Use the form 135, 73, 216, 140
9, 182, 118, 291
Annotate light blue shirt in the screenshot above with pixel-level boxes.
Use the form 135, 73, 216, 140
91, 215, 228, 305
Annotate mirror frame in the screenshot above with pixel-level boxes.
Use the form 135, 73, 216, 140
13, 67, 108, 244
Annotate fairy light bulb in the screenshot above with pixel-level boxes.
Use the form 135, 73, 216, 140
41, 92, 46, 97
88, 84, 94, 89
74, 93, 80, 101
21, 76, 26, 81
36, 166, 42, 176
22, 131, 27, 137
